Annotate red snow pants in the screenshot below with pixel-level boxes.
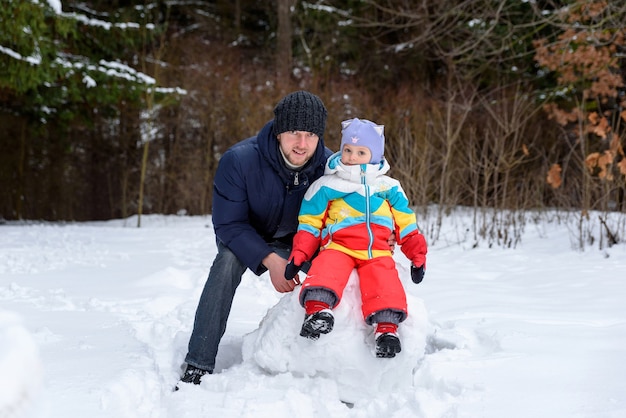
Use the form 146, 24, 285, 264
299, 248, 408, 323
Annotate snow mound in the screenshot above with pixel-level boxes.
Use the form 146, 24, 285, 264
242, 269, 432, 403
0, 310, 44, 418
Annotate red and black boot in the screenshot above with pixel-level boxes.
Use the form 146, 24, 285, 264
300, 301, 334, 340
375, 322, 401, 358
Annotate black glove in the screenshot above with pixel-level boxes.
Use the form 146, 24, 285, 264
284, 260, 302, 281
411, 264, 425, 284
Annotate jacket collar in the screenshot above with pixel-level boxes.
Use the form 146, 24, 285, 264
325, 151, 390, 184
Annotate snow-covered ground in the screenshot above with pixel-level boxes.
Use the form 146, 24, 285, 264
1, 213, 625, 418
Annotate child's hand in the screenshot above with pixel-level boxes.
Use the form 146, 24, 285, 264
284, 260, 302, 281
411, 264, 425, 284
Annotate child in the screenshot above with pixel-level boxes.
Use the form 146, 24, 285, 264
284, 117, 427, 358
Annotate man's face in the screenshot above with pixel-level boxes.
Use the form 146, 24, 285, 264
277, 131, 320, 167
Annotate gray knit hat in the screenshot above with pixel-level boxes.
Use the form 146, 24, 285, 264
273, 91, 328, 138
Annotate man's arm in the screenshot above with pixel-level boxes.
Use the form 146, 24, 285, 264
212, 150, 274, 274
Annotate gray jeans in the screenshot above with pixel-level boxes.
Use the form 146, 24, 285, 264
184, 240, 292, 372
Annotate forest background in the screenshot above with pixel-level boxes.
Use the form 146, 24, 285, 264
1, 0, 626, 250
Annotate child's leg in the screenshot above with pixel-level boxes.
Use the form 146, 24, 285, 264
299, 249, 356, 309
356, 256, 407, 358
356, 256, 407, 323
298, 249, 355, 340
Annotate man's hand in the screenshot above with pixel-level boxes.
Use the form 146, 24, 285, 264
263, 252, 300, 293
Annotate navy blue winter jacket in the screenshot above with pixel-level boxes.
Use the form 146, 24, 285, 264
212, 120, 332, 275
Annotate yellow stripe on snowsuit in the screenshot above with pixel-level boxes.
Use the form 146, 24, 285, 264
392, 209, 418, 241
324, 242, 393, 260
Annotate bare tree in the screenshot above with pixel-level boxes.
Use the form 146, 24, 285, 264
345, 0, 544, 80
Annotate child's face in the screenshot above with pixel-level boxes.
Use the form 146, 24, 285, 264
341, 144, 371, 165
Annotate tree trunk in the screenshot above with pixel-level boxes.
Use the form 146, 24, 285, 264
15, 118, 27, 220
137, 140, 149, 227
276, 0, 293, 93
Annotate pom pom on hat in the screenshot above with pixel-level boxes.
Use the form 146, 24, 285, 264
340, 118, 385, 164
273, 91, 328, 138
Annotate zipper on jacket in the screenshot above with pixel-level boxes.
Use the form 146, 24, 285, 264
294, 172, 299, 186
361, 164, 374, 259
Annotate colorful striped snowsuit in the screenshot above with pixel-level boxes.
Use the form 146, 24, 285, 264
292, 152, 427, 324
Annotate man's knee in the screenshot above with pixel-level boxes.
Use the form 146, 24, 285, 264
210, 245, 246, 285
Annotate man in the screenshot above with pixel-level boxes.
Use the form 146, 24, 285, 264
178, 91, 331, 387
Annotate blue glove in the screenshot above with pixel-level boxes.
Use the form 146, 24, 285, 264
411, 264, 425, 284
284, 260, 302, 281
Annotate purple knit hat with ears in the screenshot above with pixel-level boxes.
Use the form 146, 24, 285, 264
340, 118, 385, 164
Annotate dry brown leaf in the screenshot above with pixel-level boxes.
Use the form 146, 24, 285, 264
522, 144, 529, 156
597, 151, 614, 179
546, 163, 562, 189
599, 150, 613, 162
543, 104, 580, 126
586, 151, 616, 179
618, 158, 626, 176
591, 116, 610, 138
585, 152, 600, 172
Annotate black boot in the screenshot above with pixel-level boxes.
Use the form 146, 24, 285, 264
300, 309, 334, 340
175, 364, 212, 390
375, 332, 401, 358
